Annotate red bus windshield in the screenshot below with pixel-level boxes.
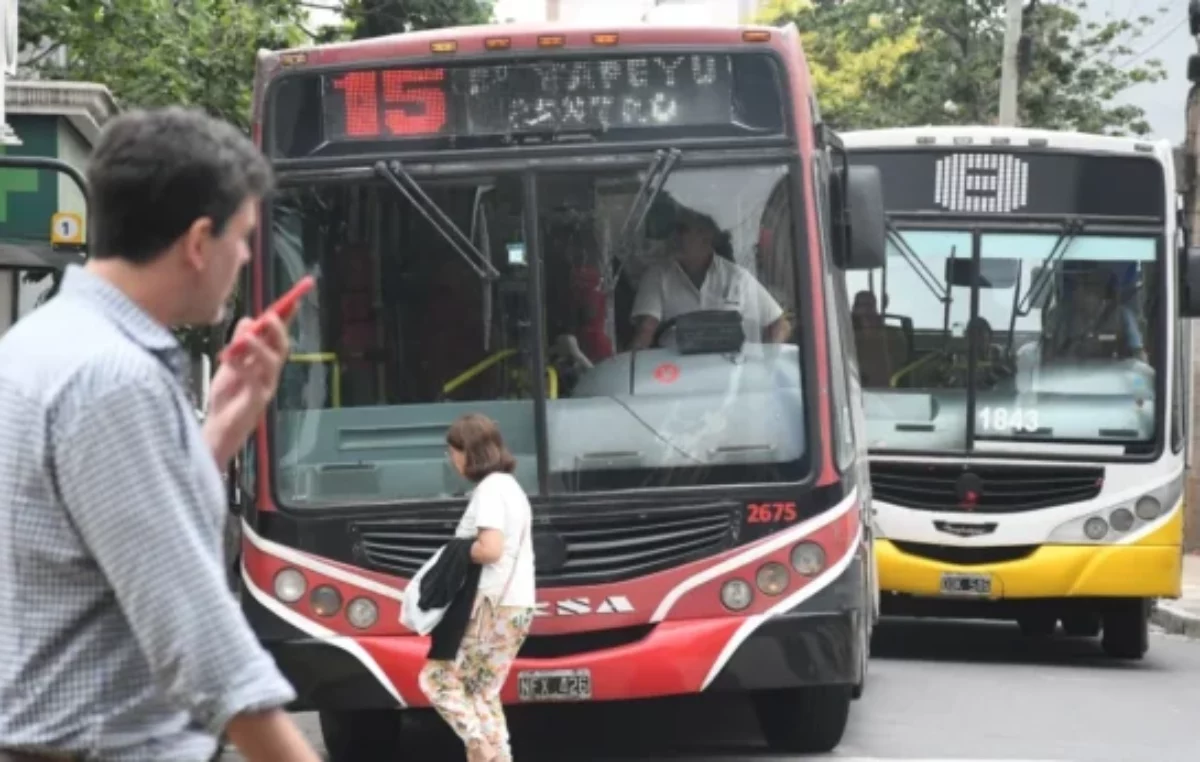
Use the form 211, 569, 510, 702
261, 46, 812, 507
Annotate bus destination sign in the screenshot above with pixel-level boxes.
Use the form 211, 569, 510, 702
323, 55, 738, 140
847, 149, 1167, 220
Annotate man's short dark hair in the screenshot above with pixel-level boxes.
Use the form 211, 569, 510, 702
87, 107, 273, 264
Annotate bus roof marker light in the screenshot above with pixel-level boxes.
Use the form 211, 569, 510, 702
952, 136, 973, 145
742, 30, 771, 42
991, 136, 1012, 146
1028, 137, 1049, 147
538, 35, 566, 48
430, 40, 458, 53
592, 33, 619, 46
916, 136, 936, 145
484, 37, 512, 50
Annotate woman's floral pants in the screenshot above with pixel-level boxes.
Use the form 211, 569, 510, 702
419, 599, 535, 760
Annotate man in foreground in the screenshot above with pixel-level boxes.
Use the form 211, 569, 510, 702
0, 108, 320, 762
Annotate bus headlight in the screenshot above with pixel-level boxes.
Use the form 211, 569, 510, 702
790, 542, 826, 576
1109, 508, 1134, 532
1083, 517, 1109, 540
1135, 496, 1162, 521
346, 597, 379, 629
1047, 476, 1182, 544
273, 568, 306, 603
720, 579, 754, 611
755, 562, 789, 596
310, 585, 343, 617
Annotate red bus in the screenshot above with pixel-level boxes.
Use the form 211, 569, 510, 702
234, 21, 887, 759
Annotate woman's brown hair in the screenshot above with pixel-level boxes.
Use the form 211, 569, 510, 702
446, 413, 517, 483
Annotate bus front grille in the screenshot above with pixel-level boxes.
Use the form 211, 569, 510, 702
871, 462, 1104, 513
891, 541, 1039, 566
353, 501, 741, 586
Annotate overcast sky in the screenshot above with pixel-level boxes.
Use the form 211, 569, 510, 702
1098, 0, 1190, 145
312, 0, 1193, 144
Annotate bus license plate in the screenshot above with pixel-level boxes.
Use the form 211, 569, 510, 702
517, 669, 592, 702
940, 572, 992, 597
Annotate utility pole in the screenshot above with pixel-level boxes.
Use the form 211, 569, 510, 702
998, 0, 1023, 126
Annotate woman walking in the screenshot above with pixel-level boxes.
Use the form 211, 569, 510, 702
419, 413, 536, 762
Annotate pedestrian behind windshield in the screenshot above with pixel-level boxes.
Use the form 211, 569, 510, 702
0, 107, 320, 762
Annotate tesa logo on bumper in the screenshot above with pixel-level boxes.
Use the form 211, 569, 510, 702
535, 596, 635, 617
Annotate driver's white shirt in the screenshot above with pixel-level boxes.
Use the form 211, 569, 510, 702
631, 254, 784, 346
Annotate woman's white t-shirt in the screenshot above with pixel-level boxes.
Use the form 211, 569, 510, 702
454, 472, 536, 608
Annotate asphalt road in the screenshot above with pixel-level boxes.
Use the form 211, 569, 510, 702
223, 619, 1200, 761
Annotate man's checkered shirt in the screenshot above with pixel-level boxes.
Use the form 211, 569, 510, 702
0, 266, 295, 761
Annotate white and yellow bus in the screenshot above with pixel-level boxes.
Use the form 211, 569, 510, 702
840, 126, 1191, 659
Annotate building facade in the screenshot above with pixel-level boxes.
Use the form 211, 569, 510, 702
0, 80, 117, 337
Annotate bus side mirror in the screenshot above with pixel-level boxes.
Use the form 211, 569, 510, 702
841, 164, 886, 270
1183, 246, 1200, 318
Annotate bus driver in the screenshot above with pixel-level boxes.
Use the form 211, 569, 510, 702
629, 205, 791, 350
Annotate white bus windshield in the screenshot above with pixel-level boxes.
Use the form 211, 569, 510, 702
844, 228, 1159, 453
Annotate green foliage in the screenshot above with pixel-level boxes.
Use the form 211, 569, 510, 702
17, 0, 310, 354
16, 0, 491, 354
19, 0, 308, 131
344, 0, 494, 38
760, 0, 1170, 136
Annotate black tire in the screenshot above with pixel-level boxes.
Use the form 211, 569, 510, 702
753, 685, 852, 754
320, 709, 406, 762
851, 620, 869, 699
1017, 614, 1057, 637
1061, 613, 1102, 638
1101, 599, 1150, 660
852, 573, 872, 700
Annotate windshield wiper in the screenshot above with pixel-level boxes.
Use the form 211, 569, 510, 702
1017, 218, 1085, 316
374, 160, 500, 281
619, 147, 682, 244
886, 221, 948, 302
618, 150, 665, 242
605, 148, 682, 292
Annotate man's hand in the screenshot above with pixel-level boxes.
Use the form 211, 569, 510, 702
204, 314, 290, 468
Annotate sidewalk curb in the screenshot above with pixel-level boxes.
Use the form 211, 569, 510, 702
1151, 600, 1200, 639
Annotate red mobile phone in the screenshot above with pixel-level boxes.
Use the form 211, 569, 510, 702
220, 275, 315, 362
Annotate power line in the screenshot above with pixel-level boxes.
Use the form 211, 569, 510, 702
1119, 17, 1185, 70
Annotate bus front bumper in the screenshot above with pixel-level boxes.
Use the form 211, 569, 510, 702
876, 537, 1182, 602
250, 555, 867, 712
